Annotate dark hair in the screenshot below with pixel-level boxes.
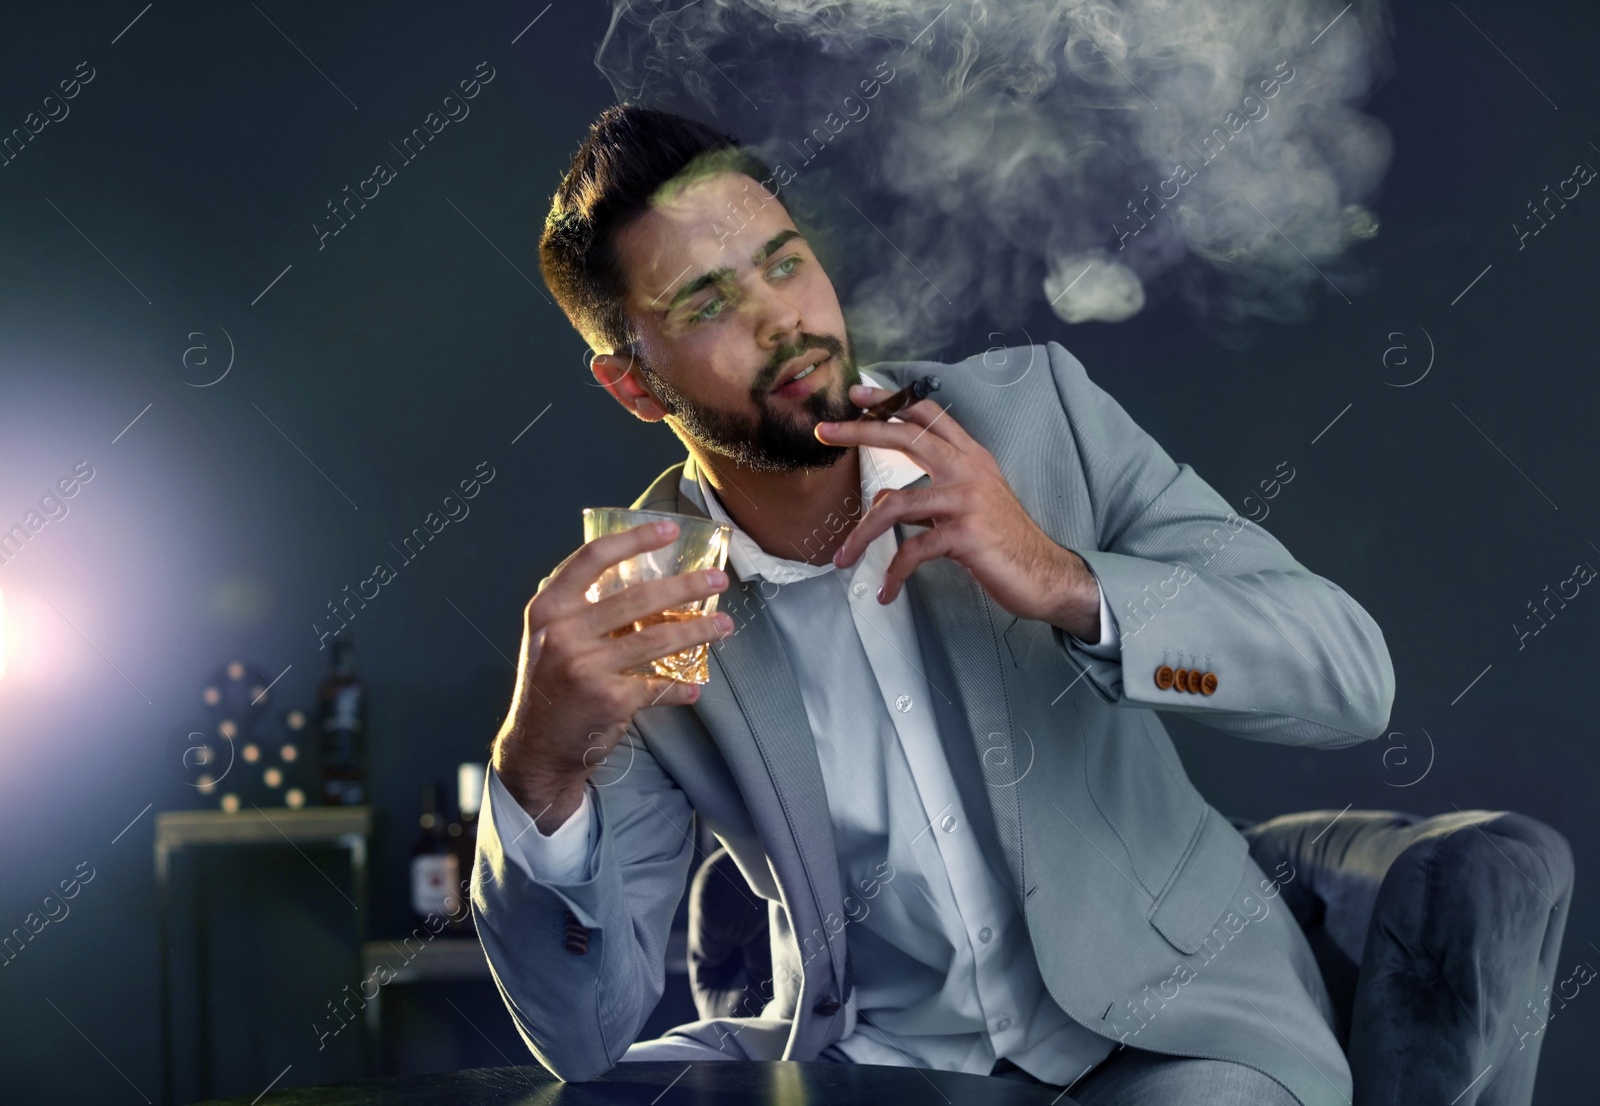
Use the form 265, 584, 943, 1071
539, 103, 785, 355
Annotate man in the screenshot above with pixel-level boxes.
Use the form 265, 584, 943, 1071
474, 103, 1395, 1105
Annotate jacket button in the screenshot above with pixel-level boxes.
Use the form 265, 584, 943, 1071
1154, 665, 1175, 690
812, 996, 841, 1016
1200, 671, 1218, 695
1173, 667, 1191, 692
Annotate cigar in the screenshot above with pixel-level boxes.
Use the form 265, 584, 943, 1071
858, 375, 941, 421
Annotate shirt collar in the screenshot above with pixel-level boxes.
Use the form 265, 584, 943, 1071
679, 369, 928, 584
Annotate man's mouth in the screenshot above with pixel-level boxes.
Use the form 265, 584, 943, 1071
770, 352, 831, 397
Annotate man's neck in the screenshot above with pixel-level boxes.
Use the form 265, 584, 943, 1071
694, 446, 864, 567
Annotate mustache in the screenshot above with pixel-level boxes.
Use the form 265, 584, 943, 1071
756, 335, 844, 393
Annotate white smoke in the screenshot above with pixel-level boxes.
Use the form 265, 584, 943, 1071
595, 0, 1396, 357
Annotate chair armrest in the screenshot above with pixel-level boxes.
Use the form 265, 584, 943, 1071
687, 847, 773, 1021
1239, 808, 1575, 1106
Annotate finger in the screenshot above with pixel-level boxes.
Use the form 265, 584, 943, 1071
541, 520, 683, 617
847, 382, 895, 408
638, 673, 703, 709
834, 486, 958, 569
815, 411, 962, 476
878, 526, 958, 605
848, 384, 974, 452
608, 608, 733, 674
580, 566, 728, 638
896, 399, 976, 453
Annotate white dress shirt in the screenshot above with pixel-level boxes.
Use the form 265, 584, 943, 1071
486, 369, 1120, 1083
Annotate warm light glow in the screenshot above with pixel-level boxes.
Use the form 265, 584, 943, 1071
0, 590, 70, 688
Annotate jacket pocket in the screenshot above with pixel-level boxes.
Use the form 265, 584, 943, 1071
1145, 806, 1249, 954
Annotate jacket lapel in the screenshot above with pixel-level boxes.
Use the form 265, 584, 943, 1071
632, 460, 852, 1003
630, 453, 1026, 987
892, 473, 1029, 906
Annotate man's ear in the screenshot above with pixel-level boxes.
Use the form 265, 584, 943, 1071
589, 348, 668, 422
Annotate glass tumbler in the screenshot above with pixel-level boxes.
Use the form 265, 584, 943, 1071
581, 507, 733, 685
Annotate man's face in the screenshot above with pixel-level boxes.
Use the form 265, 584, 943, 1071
609, 170, 863, 473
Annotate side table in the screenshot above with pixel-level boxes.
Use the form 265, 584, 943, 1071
155, 805, 372, 1106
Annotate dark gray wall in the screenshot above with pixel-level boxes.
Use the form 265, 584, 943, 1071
0, 2, 1595, 1103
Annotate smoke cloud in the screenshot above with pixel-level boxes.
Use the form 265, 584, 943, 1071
595, 0, 1395, 357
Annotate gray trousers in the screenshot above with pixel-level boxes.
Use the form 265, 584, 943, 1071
622, 1030, 1300, 1104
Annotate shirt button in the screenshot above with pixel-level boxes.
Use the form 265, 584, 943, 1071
895, 694, 912, 712
978, 926, 993, 943
996, 1016, 1013, 1032
851, 581, 868, 598
940, 813, 958, 833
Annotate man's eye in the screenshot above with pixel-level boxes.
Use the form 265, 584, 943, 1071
689, 258, 798, 324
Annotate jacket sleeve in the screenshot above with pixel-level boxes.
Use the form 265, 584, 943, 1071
1040, 339, 1395, 749
471, 556, 698, 1081
487, 766, 597, 886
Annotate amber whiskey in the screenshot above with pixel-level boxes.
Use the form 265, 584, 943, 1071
608, 606, 715, 684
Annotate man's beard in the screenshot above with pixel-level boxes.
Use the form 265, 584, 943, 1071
639, 333, 864, 473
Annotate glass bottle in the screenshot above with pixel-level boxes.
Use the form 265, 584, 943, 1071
315, 638, 368, 805
409, 781, 461, 926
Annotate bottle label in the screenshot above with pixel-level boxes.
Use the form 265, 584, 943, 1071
410, 853, 461, 917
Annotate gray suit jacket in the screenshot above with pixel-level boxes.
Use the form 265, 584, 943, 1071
472, 340, 1395, 1105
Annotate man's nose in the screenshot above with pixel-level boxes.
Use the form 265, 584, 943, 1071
749, 280, 803, 349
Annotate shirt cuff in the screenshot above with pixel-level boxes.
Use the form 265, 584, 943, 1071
1068, 576, 1121, 659
486, 765, 597, 885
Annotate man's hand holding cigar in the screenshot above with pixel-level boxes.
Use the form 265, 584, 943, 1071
815, 379, 1104, 643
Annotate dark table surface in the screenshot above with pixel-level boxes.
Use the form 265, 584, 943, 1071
197, 1061, 1079, 1104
